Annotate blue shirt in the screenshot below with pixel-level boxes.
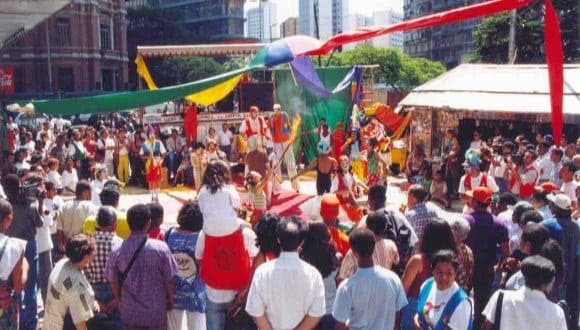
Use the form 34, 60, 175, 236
165, 228, 206, 313
333, 266, 407, 330
541, 218, 563, 243
538, 205, 553, 220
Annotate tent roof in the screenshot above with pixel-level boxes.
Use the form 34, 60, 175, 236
399, 64, 580, 115
0, 0, 71, 47
137, 44, 265, 58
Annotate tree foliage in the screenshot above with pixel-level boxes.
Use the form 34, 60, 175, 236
326, 44, 446, 91
473, 0, 578, 63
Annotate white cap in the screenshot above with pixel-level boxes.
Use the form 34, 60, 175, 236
546, 193, 572, 210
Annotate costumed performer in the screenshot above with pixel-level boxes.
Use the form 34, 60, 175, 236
239, 105, 269, 156
270, 104, 298, 193
183, 101, 198, 147
367, 137, 389, 187
140, 126, 166, 202
331, 121, 346, 159
342, 128, 367, 182
458, 148, 499, 213
190, 143, 208, 191
331, 155, 367, 223
195, 160, 254, 327
292, 139, 337, 196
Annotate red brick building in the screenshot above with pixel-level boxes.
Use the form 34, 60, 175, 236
0, 0, 128, 96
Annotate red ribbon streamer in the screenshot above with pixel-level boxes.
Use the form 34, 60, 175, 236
297, 0, 563, 145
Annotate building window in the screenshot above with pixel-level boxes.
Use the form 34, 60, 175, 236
56, 18, 71, 47
100, 24, 111, 50
57, 68, 74, 92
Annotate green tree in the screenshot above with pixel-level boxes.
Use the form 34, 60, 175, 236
327, 44, 446, 91
473, 0, 578, 63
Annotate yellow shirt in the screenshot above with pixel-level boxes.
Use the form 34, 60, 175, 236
83, 211, 131, 239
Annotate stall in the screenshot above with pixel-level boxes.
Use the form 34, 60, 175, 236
398, 64, 580, 160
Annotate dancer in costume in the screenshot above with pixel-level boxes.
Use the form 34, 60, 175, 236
331, 155, 368, 223
292, 140, 337, 196
140, 127, 166, 202
239, 105, 269, 154
342, 128, 367, 182
270, 104, 298, 193
367, 137, 388, 187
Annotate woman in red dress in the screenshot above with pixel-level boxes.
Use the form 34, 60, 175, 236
141, 128, 166, 202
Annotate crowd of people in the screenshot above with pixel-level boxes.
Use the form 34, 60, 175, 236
0, 106, 578, 330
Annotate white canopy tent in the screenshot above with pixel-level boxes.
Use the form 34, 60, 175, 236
0, 0, 71, 47
399, 64, 580, 117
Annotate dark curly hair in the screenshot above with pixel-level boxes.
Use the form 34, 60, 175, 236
300, 222, 338, 278
255, 213, 281, 256
65, 234, 95, 263
176, 201, 204, 232
420, 219, 457, 258
202, 160, 231, 194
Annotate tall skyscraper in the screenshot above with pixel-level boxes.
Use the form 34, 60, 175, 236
372, 10, 404, 50
246, 1, 278, 42
299, 0, 346, 40
404, 0, 483, 67
280, 17, 298, 38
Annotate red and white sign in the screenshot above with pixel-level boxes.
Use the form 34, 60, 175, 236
0, 67, 14, 96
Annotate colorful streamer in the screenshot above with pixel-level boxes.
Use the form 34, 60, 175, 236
184, 74, 243, 106
289, 56, 362, 98
135, 54, 158, 90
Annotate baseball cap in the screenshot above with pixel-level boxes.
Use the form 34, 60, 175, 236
546, 193, 572, 210
465, 186, 493, 204
536, 182, 558, 194
320, 195, 340, 219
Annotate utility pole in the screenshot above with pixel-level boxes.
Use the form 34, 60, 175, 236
508, 9, 517, 63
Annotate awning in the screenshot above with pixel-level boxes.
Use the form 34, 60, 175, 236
137, 44, 265, 58
399, 64, 580, 115
0, 0, 71, 47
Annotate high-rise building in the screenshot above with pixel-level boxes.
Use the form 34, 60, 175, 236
128, 0, 245, 43
0, 0, 128, 95
246, 1, 278, 42
372, 10, 404, 50
299, 0, 346, 40
342, 14, 372, 50
404, 0, 482, 67
280, 17, 298, 38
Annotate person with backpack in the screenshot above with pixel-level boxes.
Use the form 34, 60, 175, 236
400, 219, 457, 330
482, 255, 567, 330
165, 201, 207, 330
414, 250, 473, 330
359, 185, 418, 274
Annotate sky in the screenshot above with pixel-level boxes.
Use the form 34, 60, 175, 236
246, 0, 403, 27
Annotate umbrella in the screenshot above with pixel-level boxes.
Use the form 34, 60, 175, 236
250, 35, 323, 68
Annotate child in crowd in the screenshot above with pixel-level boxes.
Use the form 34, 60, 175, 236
148, 203, 165, 240
430, 170, 450, 208
241, 170, 271, 225
421, 166, 433, 192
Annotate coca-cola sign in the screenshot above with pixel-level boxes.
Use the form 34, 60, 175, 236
0, 67, 15, 96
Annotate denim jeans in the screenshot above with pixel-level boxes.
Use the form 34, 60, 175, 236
165, 152, 182, 180
20, 239, 38, 330
206, 299, 232, 330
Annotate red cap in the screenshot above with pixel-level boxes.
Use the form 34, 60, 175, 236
466, 186, 492, 204
249, 106, 259, 113
537, 182, 558, 193
320, 195, 340, 219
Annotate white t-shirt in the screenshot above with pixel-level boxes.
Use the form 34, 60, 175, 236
482, 287, 567, 330
458, 173, 499, 213
217, 130, 233, 147
469, 140, 485, 150
419, 281, 471, 329
561, 180, 577, 203
489, 155, 507, 178
36, 199, 57, 253
535, 154, 554, 181
91, 180, 104, 207
47, 170, 62, 190
97, 138, 116, 161
0, 234, 27, 281
195, 226, 258, 303
246, 252, 326, 329
197, 185, 241, 237
61, 169, 78, 193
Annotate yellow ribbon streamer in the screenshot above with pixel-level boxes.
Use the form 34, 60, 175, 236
135, 55, 242, 106
392, 111, 412, 140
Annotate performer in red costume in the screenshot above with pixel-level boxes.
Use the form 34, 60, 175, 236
239, 105, 269, 152
183, 101, 198, 146
270, 104, 298, 192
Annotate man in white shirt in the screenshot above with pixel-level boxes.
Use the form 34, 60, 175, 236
459, 157, 499, 213
246, 217, 325, 330
469, 131, 486, 150
549, 148, 564, 187
482, 255, 567, 330
559, 159, 578, 208
57, 181, 97, 252
535, 142, 554, 183
97, 129, 116, 176
333, 228, 408, 330
489, 141, 512, 193
217, 123, 233, 161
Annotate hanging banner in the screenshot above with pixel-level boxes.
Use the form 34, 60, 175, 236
185, 74, 243, 106
0, 67, 15, 97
